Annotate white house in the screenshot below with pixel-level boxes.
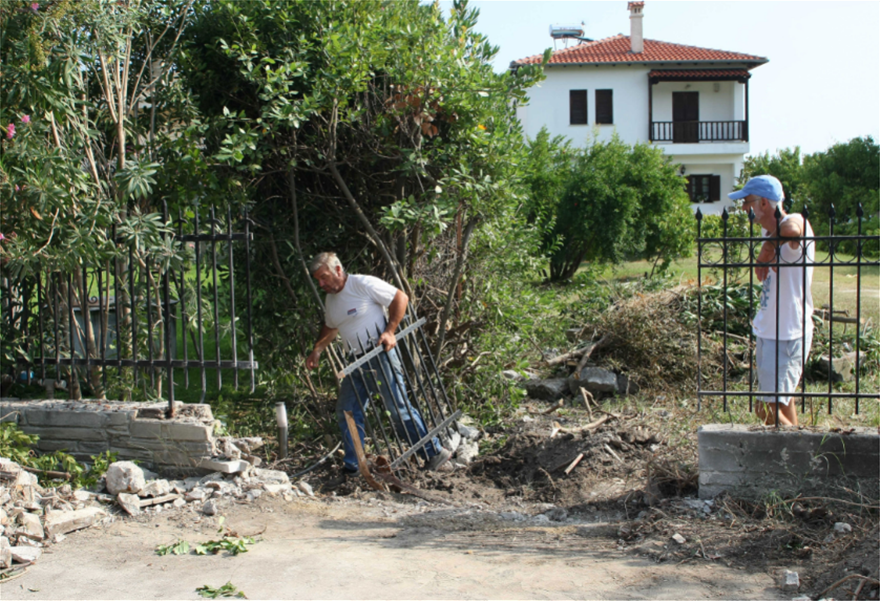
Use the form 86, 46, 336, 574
510, 2, 768, 215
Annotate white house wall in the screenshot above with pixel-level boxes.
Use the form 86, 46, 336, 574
668, 157, 743, 216
517, 64, 751, 212
520, 65, 651, 146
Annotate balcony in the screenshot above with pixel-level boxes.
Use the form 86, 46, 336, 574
651, 120, 747, 143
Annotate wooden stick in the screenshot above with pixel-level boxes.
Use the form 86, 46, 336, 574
604, 444, 623, 463
579, 387, 595, 421
817, 573, 880, 600
542, 399, 564, 415
343, 410, 387, 492
139, 493, 181, 507
21, 466, 72, 480
816, 309, 864, 325
564, 453, 584, 475
765, 496, 880, 511
581, 414, 611, 432
574, 335, 609, 374
546, 347, 588, 367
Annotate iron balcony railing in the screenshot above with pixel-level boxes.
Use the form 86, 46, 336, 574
652, 120, 747, 143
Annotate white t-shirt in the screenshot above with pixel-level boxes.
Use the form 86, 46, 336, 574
325, 274, 398, 352
753, 215, 814, 341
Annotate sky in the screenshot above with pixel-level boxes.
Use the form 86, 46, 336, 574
440, 1, 880, 158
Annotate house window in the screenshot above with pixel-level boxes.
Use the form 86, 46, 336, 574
686, 174, 721, 203
569, 90, 587, 125
595, 89, 613, 124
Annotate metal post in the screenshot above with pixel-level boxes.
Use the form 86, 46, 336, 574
695, 209, 703, 411
275, 401, 288, 460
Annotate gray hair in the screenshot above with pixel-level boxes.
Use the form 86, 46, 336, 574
309, 252, 343, 274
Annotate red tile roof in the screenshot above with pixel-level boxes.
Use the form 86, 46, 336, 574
648, 69, 751, 80
512, 35, 767, 67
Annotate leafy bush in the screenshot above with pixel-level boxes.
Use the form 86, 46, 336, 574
0, 421, 116, 488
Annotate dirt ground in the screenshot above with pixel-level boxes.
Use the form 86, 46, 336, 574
2, 489, 786, 600
2, 400, 877, 600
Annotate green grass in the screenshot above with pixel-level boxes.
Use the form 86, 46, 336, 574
593, 252, 879, 326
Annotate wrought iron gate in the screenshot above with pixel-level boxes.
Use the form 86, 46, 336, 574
339, 315, 460, 475
695, 205, 878, 422
1, 203, 257, 416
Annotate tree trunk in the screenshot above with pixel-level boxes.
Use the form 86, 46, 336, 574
434, 217, 478, 357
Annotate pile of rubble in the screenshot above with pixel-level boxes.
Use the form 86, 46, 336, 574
106, 458, 315, 520
0, 443, 317, 574
1, 457, 107, 571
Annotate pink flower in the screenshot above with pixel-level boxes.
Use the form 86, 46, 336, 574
15, 185, 20, 192
21, 115, 30, 124
0, 233, 5, 242
31, 3, 39, 11
6, 124, 14, 139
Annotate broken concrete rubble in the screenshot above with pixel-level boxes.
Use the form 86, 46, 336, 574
105, 461, 146, 495
116, 493, 142, 516
0, 536, 10, 569
1, 454, 326, 575
139, 479, 172, 498
43, 507, 106, 537
10, 545, 42, 564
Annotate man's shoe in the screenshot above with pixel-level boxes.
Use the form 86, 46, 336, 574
326, 468, 358, 489
426, 447, 452, 471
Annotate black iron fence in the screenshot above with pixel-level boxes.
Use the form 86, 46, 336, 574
696, 204, 878, 423
0, 204, 257, 416
338, 315, 460, 479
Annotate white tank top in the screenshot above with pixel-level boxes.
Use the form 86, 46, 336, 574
752, 215, 815, 341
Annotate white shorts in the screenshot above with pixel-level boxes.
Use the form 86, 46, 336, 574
755, 336, 811, 405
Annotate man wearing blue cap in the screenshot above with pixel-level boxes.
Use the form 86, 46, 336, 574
729, 175, 814, 426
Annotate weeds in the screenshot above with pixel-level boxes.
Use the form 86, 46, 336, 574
156, 540, 190, 556
194, 536, 255, 556
196, 582, 247, 599
0, 421, 116, 488
155, 536, 256, 557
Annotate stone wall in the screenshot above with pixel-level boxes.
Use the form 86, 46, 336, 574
0, 398, 217, 474
698, 424, 880, 500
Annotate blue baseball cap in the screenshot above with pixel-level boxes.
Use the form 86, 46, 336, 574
728, 175, 784, 202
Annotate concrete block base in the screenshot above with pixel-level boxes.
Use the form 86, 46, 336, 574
0, 398, 218, 475
698, 424, 879, 500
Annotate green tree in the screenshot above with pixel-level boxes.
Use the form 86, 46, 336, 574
522, 127, 574, 258
180, 0, 547, 367
801, 136, 879, 256
1, 0, 195, 397
627, 143, 694, 275
739, 147, 804, 208
547, 135, 691, 281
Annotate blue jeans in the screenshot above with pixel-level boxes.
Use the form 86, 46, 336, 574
336, 347, 441, 472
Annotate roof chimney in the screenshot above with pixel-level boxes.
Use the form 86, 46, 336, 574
628, 2, 644, 54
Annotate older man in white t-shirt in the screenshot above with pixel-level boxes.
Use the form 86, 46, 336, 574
305, 252, 450, 478
730, 175, 814, 426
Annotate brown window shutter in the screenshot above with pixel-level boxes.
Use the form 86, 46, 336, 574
595, 90, 613, 124
570, 90, 587, 125
709, 175, 721, 201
